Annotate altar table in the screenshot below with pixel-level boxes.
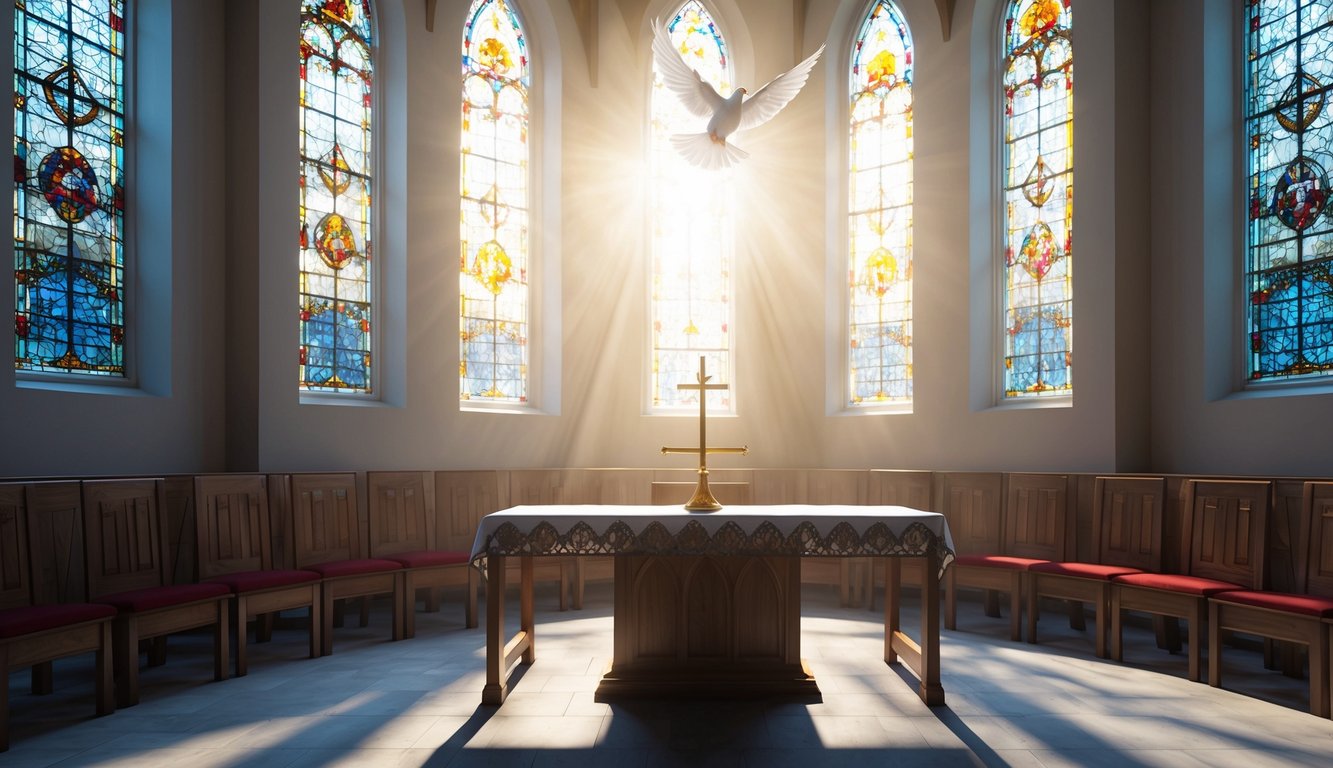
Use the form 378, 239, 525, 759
469, 504, 955, 705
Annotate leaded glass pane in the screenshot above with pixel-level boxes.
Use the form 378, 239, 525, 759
848, 1, 913, 406
652, 1, 733, 411
300, 0, 374, 393
1002, 0, 1072, 398
15, 0, 126, 376
1246, 0, 1333, 382
461, 0, 529, 403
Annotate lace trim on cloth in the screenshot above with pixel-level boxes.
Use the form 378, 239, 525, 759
472, 519, 954, 572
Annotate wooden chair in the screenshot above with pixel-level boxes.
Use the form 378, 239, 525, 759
1, 483, 115, 752
195, 475, 321, 675
1026, 477, 1165, 658
368, 471, 476, 637
439, 470, 574, 611
1110, 478, 1270, 682
83, 479, 232, 707
865, 470, 934, 610
280, 473, 404, 656
944, 473, 1070, 642
1207, 481, 1333, 716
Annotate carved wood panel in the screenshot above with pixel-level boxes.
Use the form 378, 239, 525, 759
25, 481, 85, 604
1304, 482, 1333, 598
367, 471, 434, 557
868, 470, 933, 510
160, 476, 197, 584
1184, 479, 1270, 589
289, 473, 362, 567
510, 470, 568, 506
83, 479, 165, 598
267, 474, 294, 570
806, 470, 866, 505
1004, 473, 1069, 560
935, 473, 1002, 556
1093, 476, 1165, 571
195, 475, 271, 578
0, 483, 30, 610
616, 554, 797, 666
435, 471, 503, 552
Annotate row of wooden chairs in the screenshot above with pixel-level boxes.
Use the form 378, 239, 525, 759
944, 475, 1333, 718
0, 472, 478, 751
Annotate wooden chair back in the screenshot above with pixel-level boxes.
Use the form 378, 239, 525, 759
869, 470, 933, 510
1092, 476, 1166, 571
1182, 479, 1270, 589
367, 471, 435, 557
435, 471, 505, 552
288, 473, 364, 568
194, 475, 273, 579
1003, 473, 1072, 561
161, 476, 198, 585
1303, 481, 1333, 599
1269, 479, 1307, 595
24, 482, 86, 604
82, 479, 167, 599
934, 472, 1003, 556
650, 482, 752, 506
0, 484, 30, 611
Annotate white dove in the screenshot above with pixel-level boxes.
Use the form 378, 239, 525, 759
651, 17, 825, 170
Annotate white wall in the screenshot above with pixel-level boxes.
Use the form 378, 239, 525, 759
18, 0, 1324, 479
238, 0, 1150, 474
0, 0, 227, 477
1149, 0, 1333, 476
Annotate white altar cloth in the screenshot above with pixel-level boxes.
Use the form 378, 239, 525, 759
469, 504, 954, 572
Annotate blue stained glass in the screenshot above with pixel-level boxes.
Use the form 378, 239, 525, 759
1246, 1, 1333, 382
300, 0, 375, 393
15, 0, 126, 376
1001, 0, 1072, 399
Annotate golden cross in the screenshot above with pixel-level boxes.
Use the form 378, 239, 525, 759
661, 356, 748, 511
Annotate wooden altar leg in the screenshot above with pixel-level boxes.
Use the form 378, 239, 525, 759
521, 555, 536, 664
483, 555, 507, 705
884, 558, 901, 665
920, 550, 943, 705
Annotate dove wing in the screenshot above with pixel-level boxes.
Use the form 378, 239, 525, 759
737, 44, 825, 132
651, 17, 724, 119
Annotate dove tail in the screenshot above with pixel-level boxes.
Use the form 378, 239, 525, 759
669, 133, 749, 170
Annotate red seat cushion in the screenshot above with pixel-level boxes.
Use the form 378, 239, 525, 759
204, 569, 321, 594
0, 603, 117, 639
94, 582, 231, 613
303, 558, 402, 579
1212, 590, 1333, 618
1111, 572, 1242, 596
384, 550, 470, 569
1030, 562, 1142, 580
953, 554, 1049, 570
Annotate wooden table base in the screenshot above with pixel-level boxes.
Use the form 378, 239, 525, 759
483, 552, 946, 707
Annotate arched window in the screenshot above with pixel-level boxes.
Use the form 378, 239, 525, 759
14, 0, 127, 377
1246, 2, 1333, 382
460, 0, 530, 404
848, 0, 913, 406
1001, 0, 1072, 399
299, 0, 375, 394
650, 2, 734, 411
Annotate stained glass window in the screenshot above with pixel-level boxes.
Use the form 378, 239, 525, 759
14, 0, 126, 376
1001, 0, 1072, 398
460, 0, 530, 403
651, 2, 733, 411
1246, 1, 1333, 382
300, 0, 374, 393
848, 1, 913, 406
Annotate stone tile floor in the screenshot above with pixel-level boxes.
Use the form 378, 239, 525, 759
5, 582, 1332, 767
